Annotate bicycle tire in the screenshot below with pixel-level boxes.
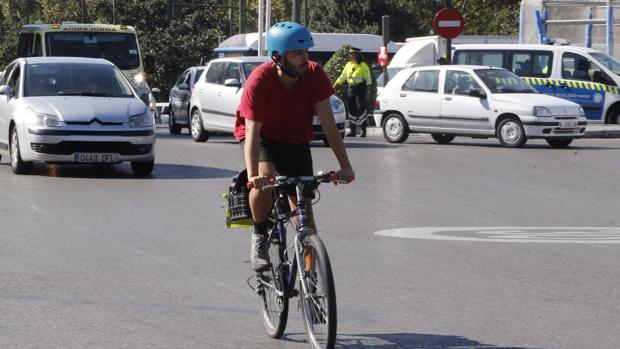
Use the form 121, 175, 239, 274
257, 236, 289, 338
299, 234, 337, 349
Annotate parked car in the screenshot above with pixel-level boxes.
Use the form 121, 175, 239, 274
374, 65, 587, 147
168, 66, 205, 134
0, 57, 155, 175
188, 56, 346, 145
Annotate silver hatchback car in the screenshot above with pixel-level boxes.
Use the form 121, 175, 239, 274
0, 57, 155, 175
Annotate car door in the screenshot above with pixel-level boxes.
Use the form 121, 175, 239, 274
170, 70, 189, 121
0, 63, 19, 150
397, 69, 441, 129
217, 62, 244, 130
195, 61, 226, 129
440, 70, 492, 132
177, 70, 194, 124
559, 52, 609, 121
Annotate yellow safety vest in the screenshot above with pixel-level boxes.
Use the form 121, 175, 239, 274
335, 61, 372, 86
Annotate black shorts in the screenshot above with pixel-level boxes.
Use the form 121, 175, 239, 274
240, 138, 314, 198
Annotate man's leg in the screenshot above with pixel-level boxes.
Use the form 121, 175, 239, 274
249, 161, 276, 272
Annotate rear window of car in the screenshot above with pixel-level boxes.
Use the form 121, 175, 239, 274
243, 62, 263, 80
193, 68, 204, 84
205, 62, 226, 84
413, 70, 439, 93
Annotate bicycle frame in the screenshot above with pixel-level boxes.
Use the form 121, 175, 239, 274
270, 179, 314, 299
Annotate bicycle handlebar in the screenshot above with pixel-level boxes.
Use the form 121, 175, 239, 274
247, 171, 351, 190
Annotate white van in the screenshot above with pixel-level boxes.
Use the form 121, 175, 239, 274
452, 44, 620, 124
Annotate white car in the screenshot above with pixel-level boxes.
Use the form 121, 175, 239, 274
189, 56, 346, 145
374, 65, 588, 147
0, 57, 156, 175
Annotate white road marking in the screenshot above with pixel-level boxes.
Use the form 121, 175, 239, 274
375, 227, 620, 244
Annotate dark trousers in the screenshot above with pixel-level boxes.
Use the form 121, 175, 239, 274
346, 83, 367, 135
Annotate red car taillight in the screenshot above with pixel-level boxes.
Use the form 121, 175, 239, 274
374, 99, 380, 110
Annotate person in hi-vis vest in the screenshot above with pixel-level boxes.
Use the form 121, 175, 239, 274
333, 47, 372, 137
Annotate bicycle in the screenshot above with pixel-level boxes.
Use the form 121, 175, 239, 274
247, 171, 348, 349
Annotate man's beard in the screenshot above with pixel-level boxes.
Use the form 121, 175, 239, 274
281, 58, 308, 78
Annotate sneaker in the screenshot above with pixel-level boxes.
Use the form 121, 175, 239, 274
250, 232, 270, 272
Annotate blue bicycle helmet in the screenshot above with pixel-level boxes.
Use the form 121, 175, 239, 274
266, 22, 314, 59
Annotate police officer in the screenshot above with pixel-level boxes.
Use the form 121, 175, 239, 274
333, 47, 372, 137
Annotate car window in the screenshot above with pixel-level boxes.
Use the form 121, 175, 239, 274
445, 70, 482, 95
454, 50, 505, 68
510, 51, 552, 77
1, 63, 16, 85
401, 71, 417, 91
176, 70, 189, 86
562, 52, 600, 82
24, 63, 134, 97
223, 63, 241, 82
206, 62, 226, 84
7, 65, 21, 97
193, 68, 204, 85
413, 70, 439, 93
242, 62, 263, 80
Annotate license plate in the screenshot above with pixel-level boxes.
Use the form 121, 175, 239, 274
73, 153, 119, 163
559, 120, 577, 128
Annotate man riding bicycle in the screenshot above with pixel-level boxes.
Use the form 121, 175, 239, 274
234, 22, 355, 272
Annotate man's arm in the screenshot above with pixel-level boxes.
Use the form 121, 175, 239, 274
316, 97, 355, 182
244, 118, 269, 188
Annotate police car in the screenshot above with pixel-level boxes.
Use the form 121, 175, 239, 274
452, 44, 620, 124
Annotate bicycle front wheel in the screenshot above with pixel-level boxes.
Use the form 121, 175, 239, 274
299, 234, 337, 349
257, 236, 289, 338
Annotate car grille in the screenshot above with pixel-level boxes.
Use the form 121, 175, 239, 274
30, 142, 152, 155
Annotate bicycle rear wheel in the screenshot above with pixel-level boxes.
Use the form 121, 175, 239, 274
299, 234, 337, 349
257, 235, 289, 338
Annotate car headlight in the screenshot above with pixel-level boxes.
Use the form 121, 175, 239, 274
330, 97, 345, 114
27, 107, 62, 127
533, 106, 552, 117
578, 106, 585, 117
133, 72, 145, 84
129, 111, 153, 128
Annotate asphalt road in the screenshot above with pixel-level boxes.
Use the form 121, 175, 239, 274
1, 130, 619, 349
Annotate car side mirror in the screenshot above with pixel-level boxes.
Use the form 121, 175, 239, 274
469, 89, 487, 99
177, 83, 189, 91
224, 78, 242, 88
151, 87, 161, 94
0, 85, 12, 102
144, 53, 156, 75
135, 86, 149, 97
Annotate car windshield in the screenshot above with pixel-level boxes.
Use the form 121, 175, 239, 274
25, 63, 135, 97
474, 69, 537, 93
45, 32, 140, 70
590, 52, 620, 75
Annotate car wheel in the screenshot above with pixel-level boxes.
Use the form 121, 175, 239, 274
431, 133, 455, 144
168, 108, 182, 134
546, 139, 573, 148
190, 109, 210, 142
497, 117, 527, 147
382, 113, 409, 143
606, 105, 620, 124
131, 159, 154, 176
10, 127, 33, 174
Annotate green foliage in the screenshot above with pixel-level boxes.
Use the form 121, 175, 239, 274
0, 0, 520, 99
454, 0, 520, 36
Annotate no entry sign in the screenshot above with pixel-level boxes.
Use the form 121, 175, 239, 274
432, 8, 464, 39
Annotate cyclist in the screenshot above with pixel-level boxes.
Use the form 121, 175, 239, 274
234, 22, 355, 272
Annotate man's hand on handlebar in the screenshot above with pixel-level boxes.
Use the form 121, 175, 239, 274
248, 175, 271, 190
336, 167, 355, 183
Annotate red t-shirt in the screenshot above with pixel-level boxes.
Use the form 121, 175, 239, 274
234, 60, 335, 143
